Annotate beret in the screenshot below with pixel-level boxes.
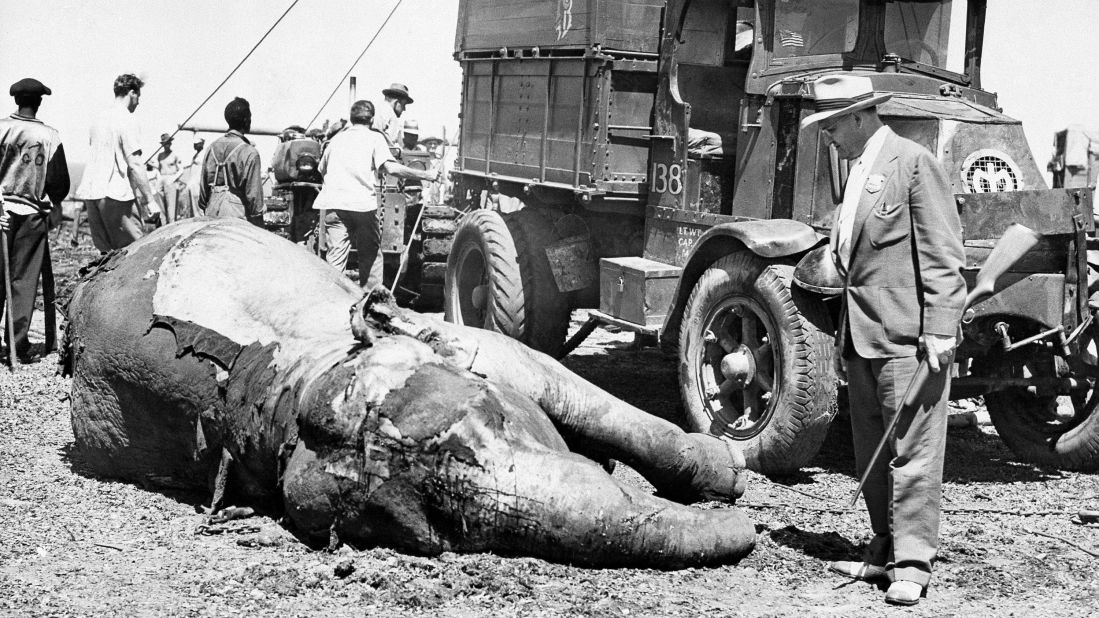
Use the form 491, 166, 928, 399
9, 78, 51, 97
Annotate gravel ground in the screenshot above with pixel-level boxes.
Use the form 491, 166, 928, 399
2, 234, 1099, 617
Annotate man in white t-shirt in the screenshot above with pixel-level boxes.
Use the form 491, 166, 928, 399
313, 100, 440, 288
74, 73, 155, 252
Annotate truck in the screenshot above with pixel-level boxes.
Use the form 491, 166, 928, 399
443, 0, 1099, 474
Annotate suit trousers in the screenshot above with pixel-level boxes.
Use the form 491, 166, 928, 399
847, 352, 950, 588
86, 197, 144, 252
1, 211, 47, 358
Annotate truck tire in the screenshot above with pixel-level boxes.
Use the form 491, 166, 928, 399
445, 210, 526, 337
679, 252, 837, 474
504, 208, 570, 357
982, 329, 1099, 470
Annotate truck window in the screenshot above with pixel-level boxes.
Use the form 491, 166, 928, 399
883, 0, 953, 68
773, 0, 858, 58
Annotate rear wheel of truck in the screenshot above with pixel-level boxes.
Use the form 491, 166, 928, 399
445, 209, 525, 336
982, 324, 1099, 470
444, 207, 571, 356
503, 207, 570, 357
679, 252, 837, 475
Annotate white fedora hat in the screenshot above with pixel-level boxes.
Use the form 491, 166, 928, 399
800, 75, 891, 128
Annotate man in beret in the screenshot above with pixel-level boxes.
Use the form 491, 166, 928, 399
74, 73, 156, 251
0, 78, 69, 363
374, 82, 414, 145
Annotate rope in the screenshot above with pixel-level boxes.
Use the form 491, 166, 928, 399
739, 501, 1077, 517
144, 0, 301, 164
304, 0, 403, 129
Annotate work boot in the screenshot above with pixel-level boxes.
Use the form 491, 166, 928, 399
828, 560, 887, 581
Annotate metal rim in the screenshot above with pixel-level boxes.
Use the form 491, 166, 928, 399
694, 294, 781, 440
453, 241, 490, 328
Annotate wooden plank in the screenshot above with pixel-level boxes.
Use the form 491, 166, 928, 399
959, 188, 1093, 240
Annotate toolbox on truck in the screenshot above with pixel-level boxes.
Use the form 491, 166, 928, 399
599, 257, 682, 327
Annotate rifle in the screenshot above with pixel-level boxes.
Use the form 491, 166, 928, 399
0, 197, 17, 371
850, 223, 1043, 507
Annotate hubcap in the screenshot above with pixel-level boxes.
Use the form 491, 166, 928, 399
697, 297, 778, 438
455, 245, 489, 327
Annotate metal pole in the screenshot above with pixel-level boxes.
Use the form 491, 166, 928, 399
0, 199, 19, 371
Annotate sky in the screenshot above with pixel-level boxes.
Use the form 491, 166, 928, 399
0, 0, 1095, 185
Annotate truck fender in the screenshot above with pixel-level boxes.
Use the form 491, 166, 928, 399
660, 219, 825, 341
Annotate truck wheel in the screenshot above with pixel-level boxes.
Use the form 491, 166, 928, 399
504, 208, 570, 357
982, 328, 1099, 470
679, 252, 837, 475
445, 210, 526, 336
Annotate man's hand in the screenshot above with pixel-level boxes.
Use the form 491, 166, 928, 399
833, 346, 847, 382
0, 211, 9, 232
921, 334, 957, 373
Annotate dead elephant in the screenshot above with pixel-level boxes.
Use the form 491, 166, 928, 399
63, 218, 756, 568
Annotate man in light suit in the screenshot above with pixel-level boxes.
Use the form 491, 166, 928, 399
802, 75, 966, 606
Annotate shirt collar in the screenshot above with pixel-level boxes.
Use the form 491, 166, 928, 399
10, 112, 42, 124
226, 129, 252, 144
856, 125, 892, 168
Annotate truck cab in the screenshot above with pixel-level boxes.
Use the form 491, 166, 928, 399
446, 0, 1099, 474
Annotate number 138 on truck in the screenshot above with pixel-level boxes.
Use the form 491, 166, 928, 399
444, 0, 1099, 474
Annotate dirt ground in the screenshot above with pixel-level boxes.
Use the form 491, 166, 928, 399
2, 233, 1099, 617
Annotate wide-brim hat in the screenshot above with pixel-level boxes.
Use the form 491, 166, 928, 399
160, 133, 173, 144
382, 82, 413, 104
403, 119, 420, 135
800, 75, 891, 129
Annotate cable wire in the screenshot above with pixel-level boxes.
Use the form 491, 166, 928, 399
145, 0, 301, 164
305, 0, 403, 129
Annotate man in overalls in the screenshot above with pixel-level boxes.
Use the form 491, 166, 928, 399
198, 97, 264, 226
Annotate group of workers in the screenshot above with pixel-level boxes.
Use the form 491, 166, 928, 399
0, 74, 439, 362
0, 69, 961, 608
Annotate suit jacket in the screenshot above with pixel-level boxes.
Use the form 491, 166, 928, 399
836, 129, 966, 359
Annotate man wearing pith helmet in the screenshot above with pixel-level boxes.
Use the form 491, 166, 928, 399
802, 74, 965, 606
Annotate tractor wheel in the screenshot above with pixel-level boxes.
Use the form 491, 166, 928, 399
679, 252, 837, 475
444, 209, 525, 336
504, 208, 570, 357
982, 322, 1099, 470
405, 206, 459, 311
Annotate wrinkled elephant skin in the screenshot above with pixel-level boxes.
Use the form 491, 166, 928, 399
64, 219, 755, 568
